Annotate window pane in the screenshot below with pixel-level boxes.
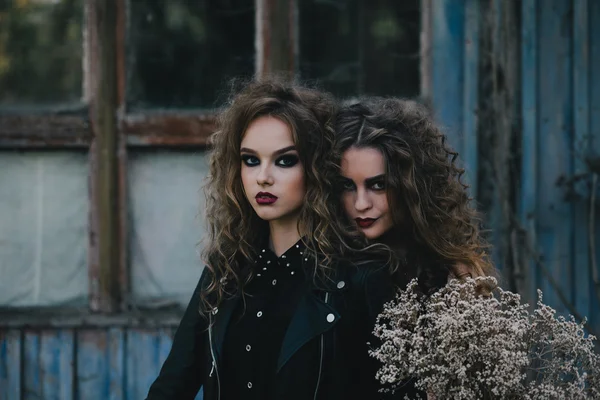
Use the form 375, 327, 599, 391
299, 0, 420, 98
128, 0, 255, 110
0, 0, 83, 106
0, 151, 89, 307
128, 150, 208, 305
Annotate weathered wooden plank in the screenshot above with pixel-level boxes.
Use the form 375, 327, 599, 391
122, 113, 215, 147
536, 0, 574, 313
0, 330, 22, 400
462, 0, 479, 197
520, 0, 538, 306
589, 0, 600, 331
256, 0, 297, 78
24, 330, 41, 399
108, 328, 125, 400
127, 329, 162, 399
76, 329, 125, 400
77, 330, 108, 399
0, 308, 184, 329
126, 328, 203, 399
431, 0, 464, 148
0, 114, 91, 149
157, 328, 174, 367
573, 0, 592, 323
40, 330, 74, 400
420, 0, 433, 99
88, 0, 121, 313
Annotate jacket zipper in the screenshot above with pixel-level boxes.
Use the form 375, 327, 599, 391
313, 291, 330, 400
208, 315, 221, 400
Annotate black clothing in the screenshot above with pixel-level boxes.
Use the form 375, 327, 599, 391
146, 248, 418, 400
221, 243, 306, 399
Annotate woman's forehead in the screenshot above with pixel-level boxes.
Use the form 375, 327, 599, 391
240, 116, 295, 151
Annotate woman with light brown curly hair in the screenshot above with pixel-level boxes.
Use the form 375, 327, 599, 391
146, 81, 418, 400
334, 97, 495, 294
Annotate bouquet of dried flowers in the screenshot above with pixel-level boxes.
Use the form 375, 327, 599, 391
371, 277, 600, 399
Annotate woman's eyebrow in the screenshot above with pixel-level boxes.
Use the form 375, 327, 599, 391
273, 145, 297, 156
240, 145, 297, 155
365, 174, 385, 185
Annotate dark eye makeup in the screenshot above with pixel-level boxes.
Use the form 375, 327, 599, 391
241, 154, 260, 166
276, 154, 299, 168
339, 176, 386, 191
370, 180, 386, 190
240, 153, 299, 168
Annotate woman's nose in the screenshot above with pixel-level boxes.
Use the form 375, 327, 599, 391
354, 190, 372, 211
256, 165, 273, 186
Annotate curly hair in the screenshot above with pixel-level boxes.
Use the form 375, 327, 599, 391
200, 78, 354, 313
334, 97, 495, 293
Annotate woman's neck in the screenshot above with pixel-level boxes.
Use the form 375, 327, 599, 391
268, 218, 301, 257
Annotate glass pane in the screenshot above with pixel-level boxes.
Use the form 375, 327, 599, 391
299, 0, 420, 98
0, 151, 89, 307
0, 0, 83, 106
128, 0, 255, 110
128, 150, 208, 305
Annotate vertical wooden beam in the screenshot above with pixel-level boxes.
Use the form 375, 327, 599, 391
88, 0, 120, 313
116, 0, 130, 310
0, 330, 22, 399
520, 0, 538, 306
536, 0, 573, 314
462, 0, 480, 197
256, 0, 298, 78
573, 0, 591, 321
430, 0, 465, 148
420, 0, 433, 99
590, 0, 600, 332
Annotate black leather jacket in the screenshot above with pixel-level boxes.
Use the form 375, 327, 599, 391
146, 261, 416, 400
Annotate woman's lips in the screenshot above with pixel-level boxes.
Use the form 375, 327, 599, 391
355, 218, 377, 228
256, 192, 278, 205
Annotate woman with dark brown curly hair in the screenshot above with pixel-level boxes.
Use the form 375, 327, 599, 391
334, 97, 495, 293
146, 81, 415, 400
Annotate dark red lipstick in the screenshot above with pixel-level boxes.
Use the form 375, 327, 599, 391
256, 192, 278, 205
355, 218, 377, 229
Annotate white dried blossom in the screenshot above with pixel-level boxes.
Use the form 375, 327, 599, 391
371, 277, 600, 399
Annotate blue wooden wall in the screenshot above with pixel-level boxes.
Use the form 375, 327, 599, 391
430, 0, 600, 331
0, 328, 203, 400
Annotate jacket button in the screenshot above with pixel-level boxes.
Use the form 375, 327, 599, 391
337, 281, 346, 289
246, 344, 251, 351
257, 311, 263, 317
247, 382, 253, 388
326, 313, 335, 323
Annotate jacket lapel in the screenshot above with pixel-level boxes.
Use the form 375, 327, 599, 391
210, 295, 239, 362
276, 288, 340, 373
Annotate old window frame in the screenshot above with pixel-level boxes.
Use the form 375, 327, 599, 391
0, 0, 297, 327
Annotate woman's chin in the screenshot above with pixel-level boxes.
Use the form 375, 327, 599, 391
359, 227, 384, 240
